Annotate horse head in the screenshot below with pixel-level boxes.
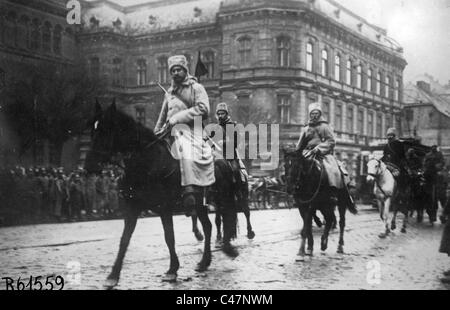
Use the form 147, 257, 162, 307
366, 158, 384, 183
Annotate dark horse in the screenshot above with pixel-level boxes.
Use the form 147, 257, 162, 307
84, 101, 237, 288
283, 149, 355, 260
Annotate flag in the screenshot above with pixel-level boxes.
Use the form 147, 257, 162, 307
194, 51, 208, 83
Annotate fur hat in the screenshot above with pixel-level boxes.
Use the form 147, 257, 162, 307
168, 55, 189, 73
308, 102, 322, 115
386, 127, 397, 136
216, 102, 229, 114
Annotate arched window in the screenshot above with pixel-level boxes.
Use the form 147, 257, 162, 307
157, 56, 168, 83
237, 37, 252, 66
42, 22, 51, 53
277, 36, 291, 67
53, 24, 62, 54
112, 57, 122, 86
30, 18, 40, 50
356, 65, 362, 89
277, 95, 291, 124
334, 54, 341, 81
385, 113, 392, 129
346, 59, 352, 85
203, 51, 215, 79
394, 78, 400, 101
367, 68, 373, 92
347, 105, 354, 132
137, 59, 147, 86
90, 57, 100, 78
376, 72, 381, 95
321, 49, 328, 76
306, 42, 314, 72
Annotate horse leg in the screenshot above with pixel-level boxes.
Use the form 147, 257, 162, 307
215, 209, 222, 244
321, 207, 333, 252
104, 206, 140, 288
296, 206, 308, 261
244, 208, 255, 239
191, 214, 204, 241
391, 209, 397, 231
160, 210, 180, 282
337, 205, 346, 254
379, 198, 391, 238
401, 209, 408, 233
306, 207, 314, 256
195, 203, 212, 272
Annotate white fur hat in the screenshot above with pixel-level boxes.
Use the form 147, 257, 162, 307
308, 102, 322, 115
168, 55, 189, 73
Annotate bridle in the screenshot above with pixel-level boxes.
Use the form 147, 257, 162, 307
288, 152, 324, 205
367, 158, 389, 197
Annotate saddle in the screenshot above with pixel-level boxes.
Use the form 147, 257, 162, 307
385, 162, 401, 178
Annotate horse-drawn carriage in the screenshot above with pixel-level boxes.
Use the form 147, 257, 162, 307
249, 176, 294, 210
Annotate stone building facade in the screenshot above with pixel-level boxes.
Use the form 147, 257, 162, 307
1, 0, 407, 177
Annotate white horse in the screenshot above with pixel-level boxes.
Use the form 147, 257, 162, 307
367, 158, 406, 238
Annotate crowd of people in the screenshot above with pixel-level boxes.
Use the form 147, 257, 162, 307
0, 165, 123, 226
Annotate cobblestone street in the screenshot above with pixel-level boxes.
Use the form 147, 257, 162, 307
0, 205, 449, 290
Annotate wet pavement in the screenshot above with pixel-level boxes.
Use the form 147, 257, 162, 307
0, 205, 449, 290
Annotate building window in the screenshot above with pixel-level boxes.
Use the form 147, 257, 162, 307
277, 36, 291, 67
53, 25, 62, 54
137, 59, 147, 86
42, 22, 51, 53
386, 76, 392, 99
367, 111, 374, 137
395, 115, 401, 135
238, 37, 252, 67
335, 103, 343, 131
347, 106, 354, 132
394, 78, 401, 101
376, 113, 383, 137
30, 19, 40, 50
321, 49, 329, 76
0, 67, 5, 90
136, 108, 146, 126
334, 54, 341, 81
346, 59, 352, 85
322, 101, 330, 122
278, 95, 291, 124
112, 58, 122, 86
203, 51, 214, 79
376, 72, 381, 95
158, 56, 168, 83
90, 57, 100, 78
5, 12, 18, 47
385, 113, 392, 129
306, 42, 314, 72
356, 65, 362, 89
357, 109, 364, 134
367, 68, 373, 92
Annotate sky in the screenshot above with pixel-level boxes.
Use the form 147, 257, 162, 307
337, 0, 450, 85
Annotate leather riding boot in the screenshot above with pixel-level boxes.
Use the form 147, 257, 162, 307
182, 186, 198, 217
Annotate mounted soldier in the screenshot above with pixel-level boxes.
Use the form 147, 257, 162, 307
154, 55, 215, 216
212, 102, 249, 208
296, 102, 356, 213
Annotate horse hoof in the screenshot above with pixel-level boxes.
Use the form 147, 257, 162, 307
378, 233, 387, 239
194, 230, 204, 242
222, 244, 239, 258
247, 231, 255, 240
337, 247, 344, 254
305, 250, 313, 256
195, 263, 209, 273
103, 278, 119, 289
162, 273, 177, 283
295, 255, 305, 262
391, 223, 396, 231
401, 228, 406, 233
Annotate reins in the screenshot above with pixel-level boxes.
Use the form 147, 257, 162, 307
292, 153, 325, 204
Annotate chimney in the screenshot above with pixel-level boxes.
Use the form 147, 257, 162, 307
416, 81, 431, 94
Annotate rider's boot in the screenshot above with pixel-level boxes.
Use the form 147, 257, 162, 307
340, 187, 357, 214
182, 186, 198, 217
